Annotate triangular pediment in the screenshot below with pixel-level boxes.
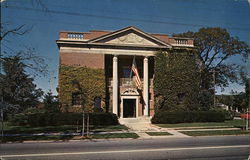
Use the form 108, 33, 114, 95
88, 26, 171, 47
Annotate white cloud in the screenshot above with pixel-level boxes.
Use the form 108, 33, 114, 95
0, 0, 6, 3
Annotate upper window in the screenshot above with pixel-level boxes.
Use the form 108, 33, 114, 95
122, 67, 132, 78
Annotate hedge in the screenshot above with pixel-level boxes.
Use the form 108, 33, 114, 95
10, 112, 119, 127
151, 110, 225, 124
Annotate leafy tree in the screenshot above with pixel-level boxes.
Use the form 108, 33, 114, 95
43, 90, 60, 113
173, 27, 249, 91
0, 56, 43, 113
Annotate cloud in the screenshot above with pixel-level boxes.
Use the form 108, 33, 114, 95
0, 0, 6, 2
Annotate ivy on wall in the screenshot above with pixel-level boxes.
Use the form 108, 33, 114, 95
59, 65, 105, 112
154, 50, 200, 112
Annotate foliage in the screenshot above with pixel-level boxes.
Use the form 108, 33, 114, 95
221, 110, 235, 120
0, 56, 43, 114
156, 119, 245, 128
197, 90, 213, 111
216, 92, 248, 112
151, 110, 225, 124
43, 90, 60, 113
59, 65, 105, 112
10, 112, 119, 127
173, 27, 249, 91
154, 50, 200, 112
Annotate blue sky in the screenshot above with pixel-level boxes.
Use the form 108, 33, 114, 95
1, 0, 250, 95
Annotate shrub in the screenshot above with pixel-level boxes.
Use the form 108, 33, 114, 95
220, 110, 235, 120
151, 110, 225, 124
10, 112, 119, 127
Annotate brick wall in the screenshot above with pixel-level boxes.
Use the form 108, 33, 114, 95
60, 52, 104, 69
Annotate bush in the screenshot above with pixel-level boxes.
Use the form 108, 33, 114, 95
220, 110, 235, 120
151, 110, 225, 124
10, 112, 119, 127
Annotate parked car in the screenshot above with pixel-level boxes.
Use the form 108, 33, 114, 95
240, 111, 250, 119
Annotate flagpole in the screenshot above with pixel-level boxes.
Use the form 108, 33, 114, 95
130, 56, 135, 80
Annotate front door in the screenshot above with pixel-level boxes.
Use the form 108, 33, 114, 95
123, 99, 136, 118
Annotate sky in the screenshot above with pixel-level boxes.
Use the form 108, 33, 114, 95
1, 0, 250, 95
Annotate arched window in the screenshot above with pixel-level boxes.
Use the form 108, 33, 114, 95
94, 97, 101, 108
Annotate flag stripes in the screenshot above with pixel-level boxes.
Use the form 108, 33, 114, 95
132, 57, 142, 89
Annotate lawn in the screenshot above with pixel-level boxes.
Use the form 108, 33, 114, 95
146, 132, 172, 136
1, 122, 128, 134
181, 130, 250, 136
1, 133, 139, 143
155, 119, 245, 129
91, 133, 139, 139
1, 135, 74, 143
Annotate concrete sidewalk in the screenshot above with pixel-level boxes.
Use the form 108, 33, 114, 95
120, 118, 190, 138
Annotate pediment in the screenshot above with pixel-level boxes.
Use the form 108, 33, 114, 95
88, 26, 171, 47
105, 32, 159, 46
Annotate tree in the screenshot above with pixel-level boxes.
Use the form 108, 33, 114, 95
173, 27, 249, 91
43, 90, 60, 113
0, 56, 43, 113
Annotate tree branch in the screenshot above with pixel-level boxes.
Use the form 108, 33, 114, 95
0, 25, 31, 41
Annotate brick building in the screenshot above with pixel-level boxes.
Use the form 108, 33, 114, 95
56, 26, 194, 118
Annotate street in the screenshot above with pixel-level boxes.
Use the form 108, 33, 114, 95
1, 135, 250, 160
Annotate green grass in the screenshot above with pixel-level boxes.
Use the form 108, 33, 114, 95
1, 122, 128, 134
1, 133, 139, 143
175, 126, 233, 130
181, 130, 250, 136
1, 135, 74, 143
91, 125, 128, 132
91, 133, 139, 139
155, 120, 245, 129
146, 132, 172, 136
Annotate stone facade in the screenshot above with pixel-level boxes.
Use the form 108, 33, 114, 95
57, 26, 194, 118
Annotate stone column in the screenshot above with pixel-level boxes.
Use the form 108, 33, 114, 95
143, 57, 149, 116
112, 55, 118, 115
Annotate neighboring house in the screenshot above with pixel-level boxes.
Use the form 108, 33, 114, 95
215, 103, 230, 111
56, 26, 194, 118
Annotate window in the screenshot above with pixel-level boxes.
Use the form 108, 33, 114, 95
122, 66, 132, 78
177, 93, 185, 103
94, 97, 101, 108
72, 93, 81, 105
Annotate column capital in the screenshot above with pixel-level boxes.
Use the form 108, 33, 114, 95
113, 55, 118, 62
144, 56, 148, 62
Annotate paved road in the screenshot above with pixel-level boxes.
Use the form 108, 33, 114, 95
1, 135, 250, 160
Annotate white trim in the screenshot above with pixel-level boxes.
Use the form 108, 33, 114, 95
121, 96, 139, 118
60, 47, 157, 56
88, 26, 171, 47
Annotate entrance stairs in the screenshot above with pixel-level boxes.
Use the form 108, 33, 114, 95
119, 117, 158, 132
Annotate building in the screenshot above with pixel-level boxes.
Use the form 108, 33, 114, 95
56, 26, 194, 118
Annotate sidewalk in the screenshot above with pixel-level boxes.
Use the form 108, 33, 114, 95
122, 121, 190, 138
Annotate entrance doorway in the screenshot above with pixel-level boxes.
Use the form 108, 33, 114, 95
123, 99, 136, 118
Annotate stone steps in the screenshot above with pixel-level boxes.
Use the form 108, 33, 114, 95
119, 117, 151, 124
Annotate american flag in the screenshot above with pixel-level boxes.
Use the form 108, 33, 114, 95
132, 57, 142, 90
